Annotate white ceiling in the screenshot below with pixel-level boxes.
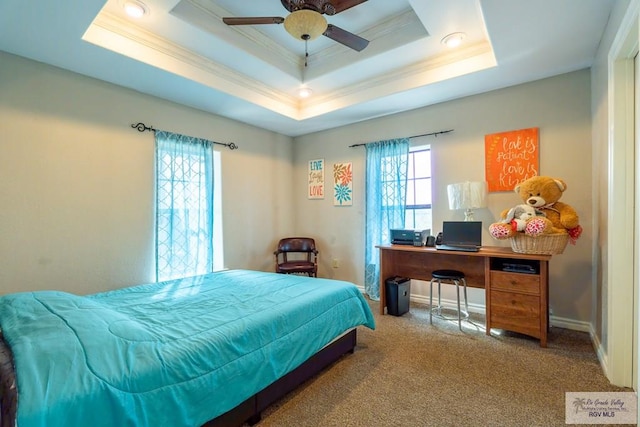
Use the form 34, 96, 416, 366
0, 0, 615, 137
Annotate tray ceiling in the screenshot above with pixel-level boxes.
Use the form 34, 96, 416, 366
0, 0, 615, 136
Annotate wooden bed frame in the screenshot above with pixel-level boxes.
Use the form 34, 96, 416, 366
0, 329, 357, 427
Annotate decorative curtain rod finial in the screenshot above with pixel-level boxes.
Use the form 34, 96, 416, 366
131, 122, 155, 132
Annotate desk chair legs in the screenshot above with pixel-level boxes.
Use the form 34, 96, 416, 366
429, 270, 469, 330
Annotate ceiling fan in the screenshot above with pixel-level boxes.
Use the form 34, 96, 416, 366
222, 0, 370, 52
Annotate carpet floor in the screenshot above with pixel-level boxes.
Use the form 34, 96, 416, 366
247, 299, 633, 427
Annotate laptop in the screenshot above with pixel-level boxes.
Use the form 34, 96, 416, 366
435, 221, 482, 252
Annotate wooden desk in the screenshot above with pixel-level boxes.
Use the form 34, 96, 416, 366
377, 244, 552, 347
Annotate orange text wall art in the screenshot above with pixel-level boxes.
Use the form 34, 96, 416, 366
484, 127, 539, 192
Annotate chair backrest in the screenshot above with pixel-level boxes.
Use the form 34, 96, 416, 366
275, 237, 318, 276
277, 237, 316, 254
277, 238, 316, 261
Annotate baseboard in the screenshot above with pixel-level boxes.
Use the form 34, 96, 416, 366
589, 323, 609, 380
410, 293, 487, 315
357, 284, 594, 334
549, 315, 591, 332
356, 284, 486, 315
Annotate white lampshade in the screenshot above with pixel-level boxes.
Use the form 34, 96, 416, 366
447, 181, 487, 221
284, 10, 328, 41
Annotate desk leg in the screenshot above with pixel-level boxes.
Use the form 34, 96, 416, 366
540, 261, 549, 348
379, 249, 389, 315
379, 278, 386, 315
484, 258, 492, 336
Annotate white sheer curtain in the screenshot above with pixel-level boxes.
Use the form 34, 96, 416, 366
155, 130, 214, 282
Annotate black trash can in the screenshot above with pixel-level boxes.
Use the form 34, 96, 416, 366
385, 276, 411, 316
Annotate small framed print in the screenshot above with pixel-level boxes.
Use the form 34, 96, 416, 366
308, 159, 325, 199
333, 162, 353, 206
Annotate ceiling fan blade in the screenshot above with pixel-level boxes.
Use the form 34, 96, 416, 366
323, 24, 369, 51
280, 0, 368, 15
222, 17, 285, 25
332, 0, 368, 14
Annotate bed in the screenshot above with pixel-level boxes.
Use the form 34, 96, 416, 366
0, 269, 375, 427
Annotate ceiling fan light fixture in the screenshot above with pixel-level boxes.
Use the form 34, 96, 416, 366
284, 10, 328, 41
123, 0, 148, 18
441, 32, 466, 48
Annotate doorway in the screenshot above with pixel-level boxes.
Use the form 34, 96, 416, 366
607, 3, 638, 389
634, 49, 638, 392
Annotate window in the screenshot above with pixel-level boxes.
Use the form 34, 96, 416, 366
155, 131, 223, 282
405, 146, 432, 231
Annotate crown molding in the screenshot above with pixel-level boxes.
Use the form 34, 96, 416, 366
301, 9, 425, 81
301, 41, 495, 117
173, 0, 301, 73
84, 3, 495, 121
87, 12, 300, 116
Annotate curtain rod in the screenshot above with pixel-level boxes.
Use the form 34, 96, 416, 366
348, 129, 454, 148
131, 122, 238, 150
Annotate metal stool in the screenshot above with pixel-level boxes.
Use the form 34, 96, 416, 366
429, 269, 469, 330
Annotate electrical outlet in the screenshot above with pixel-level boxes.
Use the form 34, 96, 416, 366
332, 259, 339, 268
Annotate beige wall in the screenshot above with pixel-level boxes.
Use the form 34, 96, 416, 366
0, 50, 597, 325
294, 70, 593, 323
0, 51, 294, 295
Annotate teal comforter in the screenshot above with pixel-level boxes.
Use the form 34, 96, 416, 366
0, 269, 375, 427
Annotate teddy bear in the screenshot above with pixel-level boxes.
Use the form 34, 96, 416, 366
489, 176, 582, 241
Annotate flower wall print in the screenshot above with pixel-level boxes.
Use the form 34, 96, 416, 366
333, 162, 353, 206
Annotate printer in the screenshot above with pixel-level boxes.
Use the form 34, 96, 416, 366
390, 229, 431, 246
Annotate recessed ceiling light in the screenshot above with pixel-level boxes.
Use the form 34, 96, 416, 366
123, 1, 148, 18
297, 86, 313, 98
441, 32, 466, 48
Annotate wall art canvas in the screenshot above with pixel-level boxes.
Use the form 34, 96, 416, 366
308, 159, 325, 199
333, 162, 353, 206
485, 127, 539, 192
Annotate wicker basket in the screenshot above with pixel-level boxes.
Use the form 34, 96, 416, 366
509, 233, 569, 255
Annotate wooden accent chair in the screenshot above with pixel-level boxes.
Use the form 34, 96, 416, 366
274, 237, 319, 277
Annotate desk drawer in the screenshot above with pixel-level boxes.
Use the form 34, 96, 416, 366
490, 271, 540, 295
490, 290, 541, 338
